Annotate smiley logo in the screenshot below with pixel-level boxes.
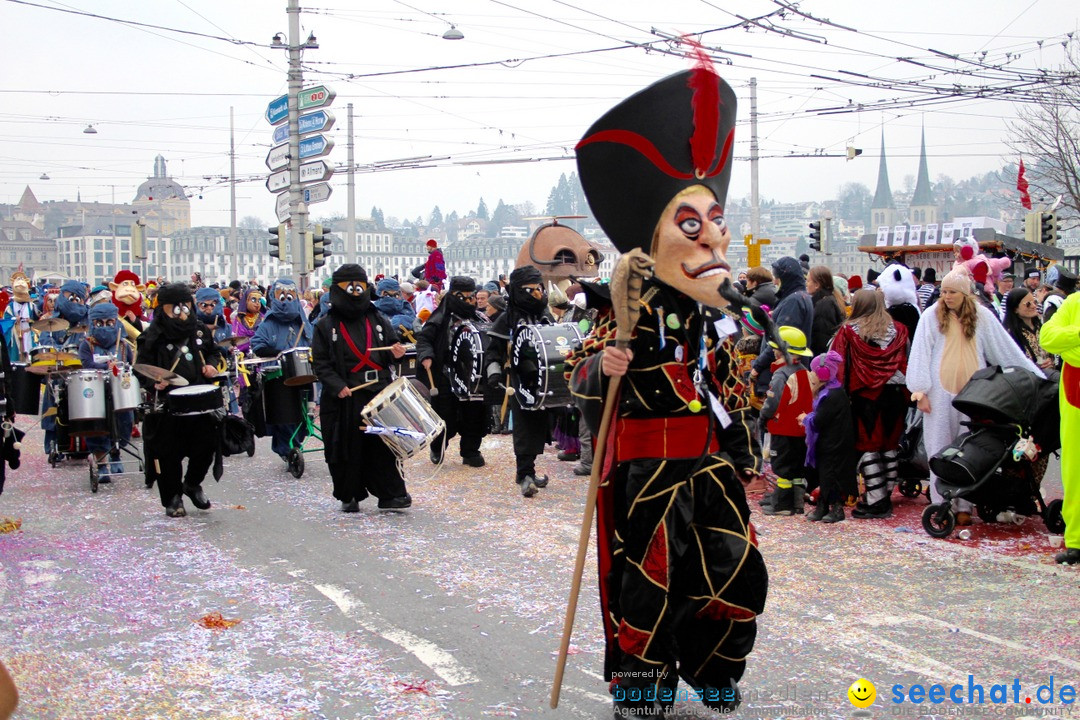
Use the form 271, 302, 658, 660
848, 678, 876, 708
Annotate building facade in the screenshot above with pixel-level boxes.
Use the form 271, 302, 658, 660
0, 220, 55, 281
56, 219, 173, 284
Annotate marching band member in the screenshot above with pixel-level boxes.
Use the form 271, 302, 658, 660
40, 281, 88, 455
3, 271, 38, 361
416, 275, 488, 467
567, 55, 766, 716
136, 283, 223, 517
195, 288, 232, 344
77, 303, 134, 479
250, 278, 311, 463
483, 265, 556, 498
311, 264, 411, 512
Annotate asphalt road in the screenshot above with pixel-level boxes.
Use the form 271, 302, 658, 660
0, 423, 1076, 720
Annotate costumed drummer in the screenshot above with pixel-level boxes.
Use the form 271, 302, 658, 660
136, 283, 224, 518
483, 266, 557, 498
3, 271, 38, 361
250, 277, 312, 464
566, 54, 767, 716
40, 280, 89, 455
311, 264, 412, 512
77, 303, 135, 480
416, 275, 488, 468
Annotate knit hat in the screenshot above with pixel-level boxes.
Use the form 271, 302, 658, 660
923, 268, 937, 283
509, 266, 542, 287
448, 276, 476, 294
399, 281, 415, 295
426, 238, 438, 249
487, 294, 506, 312
739, 308, 765, 336
156, 282, 194, 307
940, 269, 973, 296
376, 277, 401, 295
810, 350, 843, 383
331, 263, 367, 283
847, 275, 863, 292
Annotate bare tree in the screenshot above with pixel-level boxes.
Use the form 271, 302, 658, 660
1007, 45, 1080, 226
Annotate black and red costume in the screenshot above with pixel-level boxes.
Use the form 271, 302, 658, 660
570, 58, 768, 716
311, 264, 410, 511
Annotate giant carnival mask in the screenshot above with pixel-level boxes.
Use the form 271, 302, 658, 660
515, 221, 602, 285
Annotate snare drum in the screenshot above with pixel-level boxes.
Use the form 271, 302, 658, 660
447, 321, 484, 400
65, 370, 108, 421
165, 385, 225, 416
110, 363, 143, 411
511, 323, 583, 410
10, 362, 42, 415
361, 377, 445, 460
280, 347, 316, 387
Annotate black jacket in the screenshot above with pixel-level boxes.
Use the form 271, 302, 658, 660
810, 289, 844, 357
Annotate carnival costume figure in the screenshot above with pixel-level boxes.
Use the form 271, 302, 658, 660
566, 55, 767, 717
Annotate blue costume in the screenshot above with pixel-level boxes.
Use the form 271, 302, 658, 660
373, 277, 420, 338
41, 280, 90, 453
196, 288, 237, 413
250, 278, 312, 460
77, 303, 135, 477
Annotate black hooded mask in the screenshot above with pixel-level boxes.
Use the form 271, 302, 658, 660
154, 283, 197, 340
446, 276, 478, 319
329, 264, 371, 320
509, 266, 547, 316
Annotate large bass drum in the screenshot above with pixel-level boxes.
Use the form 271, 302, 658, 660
447, 321, 484, 400
511, 323, 583, 410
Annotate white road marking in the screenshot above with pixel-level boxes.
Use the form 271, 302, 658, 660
313, 583, 479, 686
866, 612, 1080, 673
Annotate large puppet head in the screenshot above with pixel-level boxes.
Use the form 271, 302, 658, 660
57, 279, 88, 325
576, 52, 736, 308
514, 222, 602, 285
10, 271, 30, 303
267, 277, 302, 323
109, 270, 145, 314
877, 263, 919, 310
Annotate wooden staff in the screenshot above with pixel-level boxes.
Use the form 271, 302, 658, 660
424, 364, 439, 398
550, 249, 653, 709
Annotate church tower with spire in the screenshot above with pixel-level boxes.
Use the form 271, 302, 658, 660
870, 131, 896, 230
908, 126, 938, 226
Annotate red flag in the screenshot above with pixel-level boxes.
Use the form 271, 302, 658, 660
1017, 158, 1032, 210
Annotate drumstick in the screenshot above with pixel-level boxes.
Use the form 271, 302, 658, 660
424, 364, 439, 397
498, 383, 516, 426
347, 380, 377, 393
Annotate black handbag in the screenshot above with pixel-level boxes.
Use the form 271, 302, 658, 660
219, 414, 256, 457
929, 427, 1012, 487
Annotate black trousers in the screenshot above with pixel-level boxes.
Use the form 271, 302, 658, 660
144, 412, 218, 507
328, 434, 407, 504
431, 393, 488, 457
511, 406, 549, 480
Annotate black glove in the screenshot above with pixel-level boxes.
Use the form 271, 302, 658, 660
487, 372, 504, 393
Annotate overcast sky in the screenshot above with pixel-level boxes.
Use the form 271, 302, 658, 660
2, 0, 1077, 229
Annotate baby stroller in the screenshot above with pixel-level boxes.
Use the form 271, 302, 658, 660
921, 365, 1064, 538
896, 407, 930, 500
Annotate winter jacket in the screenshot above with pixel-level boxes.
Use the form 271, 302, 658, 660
752, 257, 813, 379
748, 281, 779, 310
810, 289, 844, 357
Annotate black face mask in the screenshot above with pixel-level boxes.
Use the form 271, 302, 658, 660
158, 310, 196, 340
511, 286, 547, 315
329, 283, 370, 320
447, 294, 475, 319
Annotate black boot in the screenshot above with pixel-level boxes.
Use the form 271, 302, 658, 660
806, 503, 828, 522
1055, 548, 1080, 565
762, 487, 794, 515
166, 495, 187, 518
183, 484, 211, 510
792, 485, 806, 514
822, 503, 845, 523
341, 500, 360, 513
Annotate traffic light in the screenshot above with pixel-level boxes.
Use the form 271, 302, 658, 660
268, 224, 287, 262
1024, 211, 1039, 243
808, 218, 829, 253
1041, 211, 1060, 245
131, 220, 147, 260
310, 224, 334, 270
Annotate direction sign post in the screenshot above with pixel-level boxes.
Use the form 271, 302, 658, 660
266, 169, 289, 194
265, 142, 290, 171
297, 85, 336, 111
298, 134, 334, 160
303, 183, 333, 205
273, 109, 335, 145
265, 94, 289, 126
276, 193, 291, 223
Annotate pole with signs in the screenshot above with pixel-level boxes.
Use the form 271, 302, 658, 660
286, 0, 306, 287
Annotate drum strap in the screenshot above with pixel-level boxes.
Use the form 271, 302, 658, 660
340, 320, 384, 373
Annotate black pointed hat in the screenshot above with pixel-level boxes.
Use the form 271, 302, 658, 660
575, 60, 737, 254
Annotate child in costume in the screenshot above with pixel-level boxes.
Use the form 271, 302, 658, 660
800, 350, 856, 523
759, 326, 815, 516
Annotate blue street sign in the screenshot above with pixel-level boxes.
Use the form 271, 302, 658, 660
271, 109, 335, 145
298, 134, 334, 160
265, 94, 289, 126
